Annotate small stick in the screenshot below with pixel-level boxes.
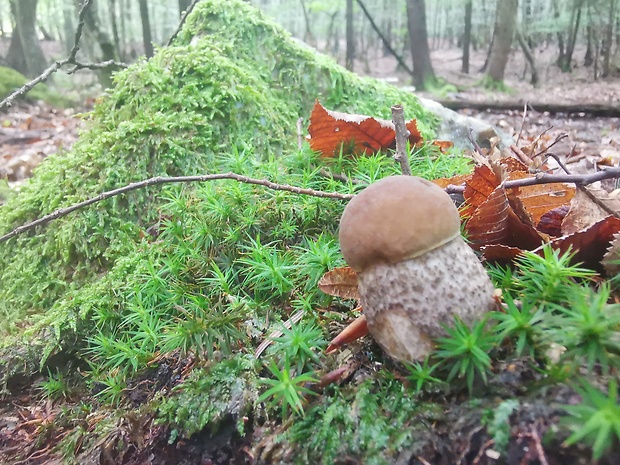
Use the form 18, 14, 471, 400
0, 173, 353, 244
516, 101, 528, 146
296, 117, 304, 150
391, 104, 412, 176
467, 128, 485, 155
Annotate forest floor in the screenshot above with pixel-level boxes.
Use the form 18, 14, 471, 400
1, 40, 620, 465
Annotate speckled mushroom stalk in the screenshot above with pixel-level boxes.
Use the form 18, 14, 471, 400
338, 175, 496, 362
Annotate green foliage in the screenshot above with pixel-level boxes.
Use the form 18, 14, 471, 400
257, 360, 318, 419
0, 66, 61, 104
92, 372, 126, 406
562, 379, 620, 460
268, 319, 327, 373
37, 369, 72, 401
0, 0, 440, 342
435, 317, 496, 395
157, 354, 257, 441
511, 247, 596, 308
492, 294, 546, 357
548, 284, 620, 373
403, 357, 443, 394
286, 377, 423, 465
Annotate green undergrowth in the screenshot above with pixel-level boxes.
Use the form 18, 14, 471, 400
0, 0, 437, 340
1, 1, 618, 463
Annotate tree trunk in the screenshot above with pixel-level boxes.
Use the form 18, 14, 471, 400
345, 0, 354, 70
406, 0, 436, 90
139, 0, 154, 58
109, 0, 121, 60
517, 30, 539, 86
557, 0, 584, 72
300, 0, 315, 46
602, 0, 617, 77
178, 0, 191, 16
485, 0, 518, 84
6, 0, 47, 77
462, 0, 473, 73
80, 0, 117, 87
585, 23, 593, 66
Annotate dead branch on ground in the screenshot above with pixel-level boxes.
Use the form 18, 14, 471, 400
0, 173, 354, 244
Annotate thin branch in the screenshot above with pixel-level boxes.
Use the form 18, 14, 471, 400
445, 165, 620, 194
515, 102, 528, 146
0, 0, 127, 110
0, 173, 353, 244
167, 0, 202, 46
467, 127, 484, 155
296, 117, 304, 150
354, 0, 415, 77
391, 104, 412, 175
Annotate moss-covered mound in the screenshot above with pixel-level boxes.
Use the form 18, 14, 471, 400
0, 0, 434, 336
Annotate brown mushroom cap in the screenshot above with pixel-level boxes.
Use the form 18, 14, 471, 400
339, 175, 461, 272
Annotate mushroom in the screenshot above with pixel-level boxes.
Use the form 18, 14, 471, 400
338, 175, 496, 362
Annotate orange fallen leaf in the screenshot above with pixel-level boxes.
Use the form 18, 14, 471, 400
308, 101, 423, 157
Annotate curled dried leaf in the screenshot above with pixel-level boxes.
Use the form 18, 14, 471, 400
318, 267, 359, 300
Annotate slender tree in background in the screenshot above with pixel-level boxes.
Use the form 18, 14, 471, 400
81, 0, 117, 87
345, 0, 354, 70
602, 0, 617, 77
179, 0, 192, 16
462, 0, 473, 73
557, 0, 585, 71
483, 0, 518, 87
6, 0, 47, 77
139, 0, 154, 58
406, 0, 437, 90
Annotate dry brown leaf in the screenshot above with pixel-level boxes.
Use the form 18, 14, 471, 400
507, 172, 575, 225
461, 164, 500, 218
543, 216, 620, 271
433, 173, 471, 189
562, 187, 620, 235
537, 205, 570, 237
481, 244, 524, 263
318, 267, 359, 300
466, 187, 510, 247
307, 101, 423, 157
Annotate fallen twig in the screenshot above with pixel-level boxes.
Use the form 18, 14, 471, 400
391, 104, 412, 176
445, 165, 620, 194
0, 173, 353, 243
0, 0, 127, 110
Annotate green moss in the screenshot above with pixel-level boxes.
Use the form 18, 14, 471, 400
0, 1, 471, 457
157, 354, 258, 441
0, 0, 440, 337
283, 377, 428, 465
